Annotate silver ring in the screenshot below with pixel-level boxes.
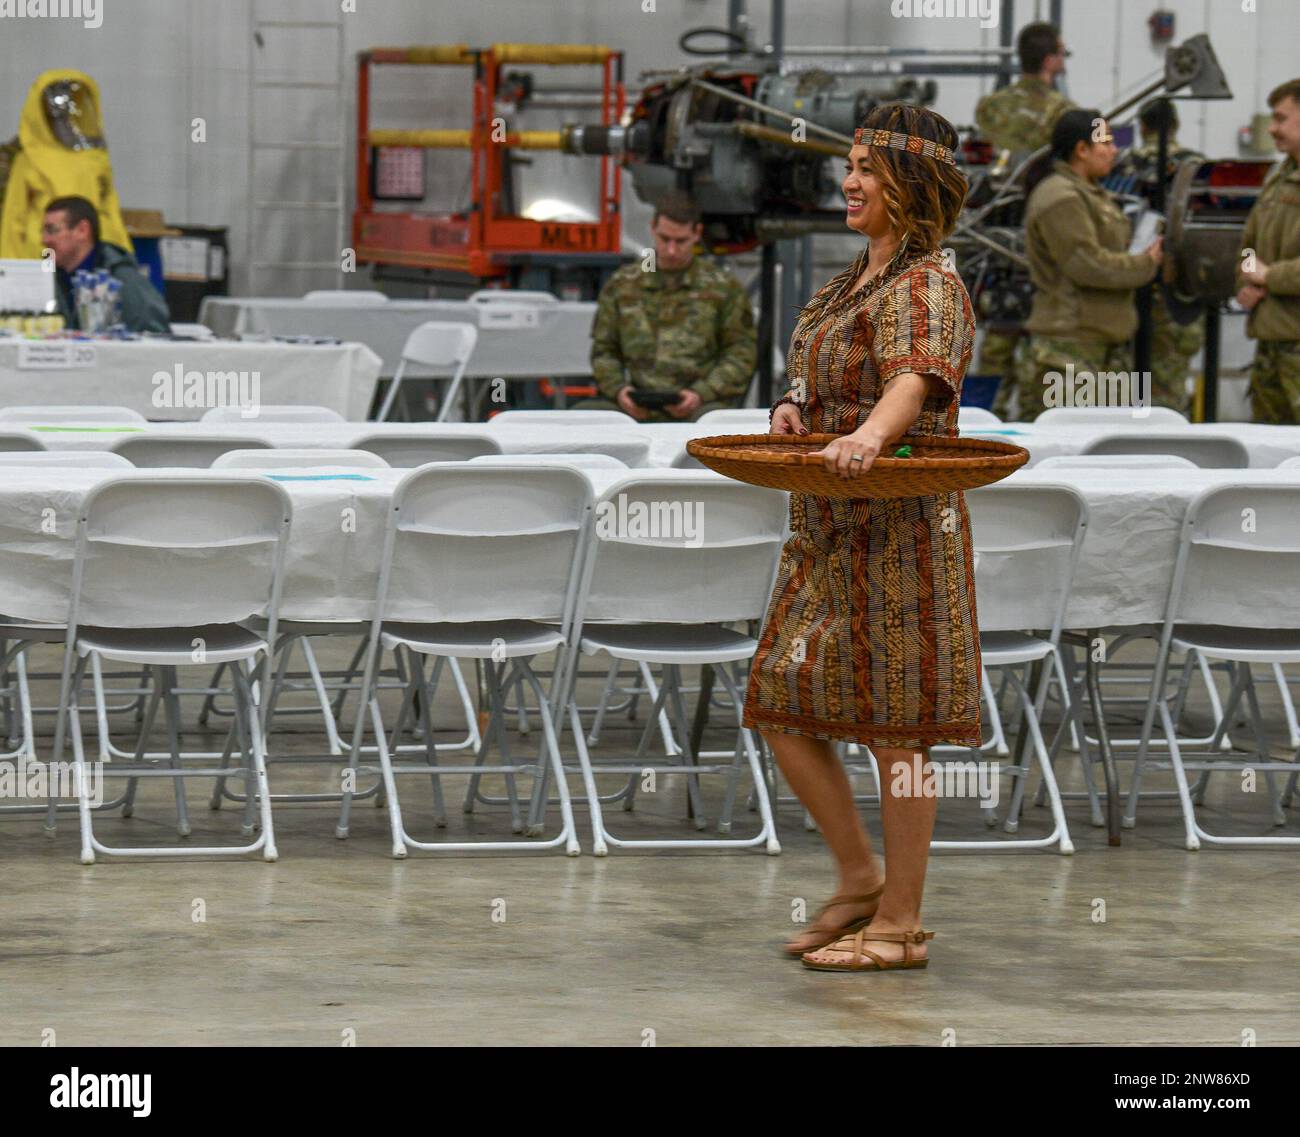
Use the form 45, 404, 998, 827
849, 454, 865, 462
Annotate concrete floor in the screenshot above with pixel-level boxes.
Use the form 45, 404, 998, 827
2, 640, 1298, 1046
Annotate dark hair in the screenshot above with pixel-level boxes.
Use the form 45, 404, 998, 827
854, 103, 968, 250
1138, 98, 1178, 134
1267, 78, 1300, 109
1022, 108, 1104, 194
44, 195, 99, 243
1017, 22, 1061, 73
651, 190, 701, 229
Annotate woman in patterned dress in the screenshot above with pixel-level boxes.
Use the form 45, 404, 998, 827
741, 104, 979, 973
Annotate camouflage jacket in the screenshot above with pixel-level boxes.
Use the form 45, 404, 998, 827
1111, 138, 1204, 196
1237, 157, 1300, 342
0, 137, 17, 213
975, 76, 1074, 154
590, 255, 757, 403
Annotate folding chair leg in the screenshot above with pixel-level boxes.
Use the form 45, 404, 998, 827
410, 650, 449, 827
161, 665, 192, 838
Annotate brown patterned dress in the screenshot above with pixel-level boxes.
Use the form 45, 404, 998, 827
741, 245, 982, 750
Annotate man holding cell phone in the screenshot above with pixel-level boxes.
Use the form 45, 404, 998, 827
584, 190, 756, 422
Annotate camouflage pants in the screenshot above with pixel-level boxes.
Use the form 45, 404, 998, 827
979, 331, 1023, 419
571, 395, 734, 423
1016, 336, 1134, 421
1249, 341, 1300, 425
1149, 306, 1201, 416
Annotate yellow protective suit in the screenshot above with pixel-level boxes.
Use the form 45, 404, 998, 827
0, 69, 132, 260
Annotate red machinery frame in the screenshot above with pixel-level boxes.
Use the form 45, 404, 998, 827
353, 43, 625, 278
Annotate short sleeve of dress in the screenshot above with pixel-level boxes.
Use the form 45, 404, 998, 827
863, 265, 975, 401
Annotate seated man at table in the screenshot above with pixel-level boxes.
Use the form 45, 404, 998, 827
581, 191, 756, 422
42, 195, 170, 333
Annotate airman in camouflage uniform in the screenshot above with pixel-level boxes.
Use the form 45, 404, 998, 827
584, 254, 757, 422
974, 25, 1074, 420
1111, 104, 1207, 415
1234, 80, 1300, 425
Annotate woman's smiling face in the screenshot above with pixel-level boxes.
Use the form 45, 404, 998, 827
842, 145, 892, 238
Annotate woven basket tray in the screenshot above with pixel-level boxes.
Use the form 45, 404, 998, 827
685, 433, 1029, 499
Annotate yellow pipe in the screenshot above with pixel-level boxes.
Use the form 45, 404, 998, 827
491, 44, 612, 65
368, 129, 565, 150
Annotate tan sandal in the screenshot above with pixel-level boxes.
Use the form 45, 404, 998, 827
780, 884, 885, 958
801, 927, 935, 972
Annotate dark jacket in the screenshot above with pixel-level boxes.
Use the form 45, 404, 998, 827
56, 241, 171, 333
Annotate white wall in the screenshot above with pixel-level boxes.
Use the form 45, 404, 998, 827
2, 0, 1296, 297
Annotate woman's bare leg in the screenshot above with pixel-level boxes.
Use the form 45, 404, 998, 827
803, 745, 937, 966
763, 731, 885, 951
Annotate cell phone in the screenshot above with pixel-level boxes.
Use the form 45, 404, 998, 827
629, 390, 681, 410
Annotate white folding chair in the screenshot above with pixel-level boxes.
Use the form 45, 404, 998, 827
486, 410, 634, 427
1130, 483, 1300, 848
696, 409, 772, 428
51, 475, 292, 863
469, 453, 627, 470
933, 482, 1086, 852
1277, 456, 1300, 469
377, 321, 478, 423
0, 432, 46, 452
341, 463, 590, 856
303, 289, 389, 304
1034, 406, 1189, 426
1081, 433, 1249, 468
558, 472, 786, 854
1036, 454, 1197, 470
0, 405, 146, 424
468, 289, 558, 305
958, 406, 1003, 428
0, 451, 129, 468
351, 430, 500, 467
202, 405, 345, 424
212, 449, 389, 470
112, 434, 275, 468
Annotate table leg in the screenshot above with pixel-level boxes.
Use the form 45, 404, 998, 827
1084, 629, 1121, 845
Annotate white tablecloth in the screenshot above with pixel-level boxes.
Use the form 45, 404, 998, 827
2, 464, 1299, 632
199, 297, 596, 377
0, 339, 382, 421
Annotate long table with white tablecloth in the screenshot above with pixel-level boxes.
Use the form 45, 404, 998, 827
0, 339, 383, 421
1, 463, 1298, 631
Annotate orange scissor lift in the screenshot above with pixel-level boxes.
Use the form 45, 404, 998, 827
353, 42, 625, 280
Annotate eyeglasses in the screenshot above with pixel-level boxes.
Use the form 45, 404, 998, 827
41, 222, 70, 236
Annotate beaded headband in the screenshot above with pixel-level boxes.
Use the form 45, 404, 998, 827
853, 127, 957, 166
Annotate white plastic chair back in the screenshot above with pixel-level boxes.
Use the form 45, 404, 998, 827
487, 410, 633, 427
379, 321, 478, 422
378, 464, 592, 624
1167, 484, 1300, 630
966, 483, 1088, 636
352, 431, 501, 468
697, 409, 772, 428
1034, 405, 1189, 426
1036, 453, 1198, 470
112, 434, 275, 468
468, 453, 626, 469
0, 450, 129, 468
958, 406, 1002, 428
201, 405, 345, 424
303, 290, 389, 304
1277, 456, 1300, 469
574, 474, 787, 625
169, 322, 215, 339
1082, 433, 1249, 468
212, 448, 390, 470
468, 289, 558, 305
0, 405, 146, 424
70, 477, 291, 630
0, 432, 45, 453
671, 444, 705, 470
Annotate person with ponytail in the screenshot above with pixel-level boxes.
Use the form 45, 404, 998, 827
1013, 109, 1164, 418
